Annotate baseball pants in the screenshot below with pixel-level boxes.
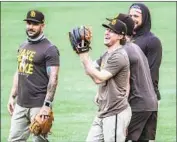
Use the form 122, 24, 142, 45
86, 106, 132, 142
8, 103, 48, 142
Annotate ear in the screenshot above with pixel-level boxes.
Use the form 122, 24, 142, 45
118, 34, 124, 40
41, 23, 45, 31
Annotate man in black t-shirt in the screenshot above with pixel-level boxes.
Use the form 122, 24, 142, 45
7, 10, 60, 142
117, 14, 158, 142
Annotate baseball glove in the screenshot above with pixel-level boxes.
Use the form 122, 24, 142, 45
69, 26, 92, 54
29, 107, 54, 136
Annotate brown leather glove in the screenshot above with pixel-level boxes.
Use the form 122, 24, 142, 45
69, 26, 92, 54
29, 106, 54, 136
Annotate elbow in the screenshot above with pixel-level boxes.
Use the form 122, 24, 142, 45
54, 80, 58, 87
94, 78, 104, 84
94, 75, 107, 84
54, 82, 58, 88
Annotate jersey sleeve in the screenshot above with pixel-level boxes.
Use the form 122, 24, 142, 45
94, 51, 108, 68
45, 46, 60, 67
104, 52, 128, 76
95, 51, 107, 66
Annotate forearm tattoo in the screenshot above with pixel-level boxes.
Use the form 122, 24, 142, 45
45, 66, 59, 102
47, 66, 51, 76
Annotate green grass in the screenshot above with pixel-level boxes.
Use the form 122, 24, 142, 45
1, 2, 176, 142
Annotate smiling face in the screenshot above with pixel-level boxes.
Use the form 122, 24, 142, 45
129, 8, 142, 30
26, 21, 44, 39
104, 28, 123, 47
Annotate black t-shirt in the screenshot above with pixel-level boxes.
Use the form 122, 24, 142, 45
124, 42, 158, 111
17, 38, 60, 108
133, 32, 162, 100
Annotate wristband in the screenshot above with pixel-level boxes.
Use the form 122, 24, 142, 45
44, 100, 52, 108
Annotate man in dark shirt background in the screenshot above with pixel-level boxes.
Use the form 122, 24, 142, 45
128, 3, 162, 103
116, 13, 158, 142
7, 10, 60, 142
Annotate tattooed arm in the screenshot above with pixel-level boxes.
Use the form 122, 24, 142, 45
44, 66, 59, 105
39, 66, 59, 119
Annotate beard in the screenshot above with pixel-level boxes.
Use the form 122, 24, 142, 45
26, 29, 41, 39
134, 22, 143, 32
134, 25, 140, 31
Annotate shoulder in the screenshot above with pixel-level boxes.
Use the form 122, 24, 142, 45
126, 42, 139, 48
148, 32, 161, 44
43, 38, 60, 54
124, 42, 138, 53
42, 38, 56, 48
119, 48, 128, 58
17, 40, 28, 52
112, 48, 129, 63
19, 40, 28, 48
131, 42, 143, 52
147, 33, 162, 49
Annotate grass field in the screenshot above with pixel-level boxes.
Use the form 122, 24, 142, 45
1, 2, 176, 142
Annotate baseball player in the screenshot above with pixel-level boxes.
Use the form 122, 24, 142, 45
7, 10, 60, 142
73, 19, 132, 142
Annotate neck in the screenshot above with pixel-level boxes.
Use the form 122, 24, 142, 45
28, 33, 45, 43
107, 41, 122, 53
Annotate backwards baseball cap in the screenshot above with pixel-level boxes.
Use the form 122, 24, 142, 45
106, 13, 134, 36
102, 19, 127, 35
23, 10, 45, 23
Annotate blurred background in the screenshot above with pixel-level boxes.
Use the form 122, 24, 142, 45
1, 2, 176, 141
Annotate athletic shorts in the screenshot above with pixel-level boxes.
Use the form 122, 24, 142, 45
126, 111, 157, 141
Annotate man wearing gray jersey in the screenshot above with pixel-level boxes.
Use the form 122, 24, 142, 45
79, 19, 132, 142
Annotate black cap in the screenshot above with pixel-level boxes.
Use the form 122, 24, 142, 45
102, 19, 127, 35
117, 13, 134, 36
106, 13, 134, 36
23, 10, 45, 23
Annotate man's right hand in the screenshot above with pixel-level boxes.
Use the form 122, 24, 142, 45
7, 96, 16, 116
